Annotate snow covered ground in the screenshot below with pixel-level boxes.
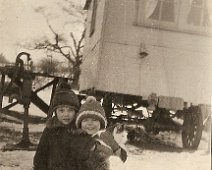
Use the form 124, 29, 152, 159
0, 89, 211, 170
0, 121, 210, 170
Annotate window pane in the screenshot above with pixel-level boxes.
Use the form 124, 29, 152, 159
148, 0, 175, 22
90, 0, 97, 36
203, 9, 210, 27
187, 0, 204, 26
149, 1, 161, 20
161, 0, 175, 22
144, 0, 159, 19
192, 0, 203, 6
187, 7, 202, 26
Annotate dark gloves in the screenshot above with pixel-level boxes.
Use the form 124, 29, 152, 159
120, 147, 127, 162
98, 131, 120, 152
98, 131, 128, 162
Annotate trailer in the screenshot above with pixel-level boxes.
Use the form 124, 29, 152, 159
80, 0, 212, 149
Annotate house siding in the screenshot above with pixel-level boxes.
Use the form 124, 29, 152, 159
81, 0, 212, 105
80, 0, 106, 91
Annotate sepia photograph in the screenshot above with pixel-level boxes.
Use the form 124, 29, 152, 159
0, 0, 211, 169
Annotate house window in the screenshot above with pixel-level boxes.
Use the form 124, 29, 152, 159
148, 0, 175, 22
90, 0, 97, 36
137, 0, 180, 30
136, 0, 210, 35
187, 0, 210, 27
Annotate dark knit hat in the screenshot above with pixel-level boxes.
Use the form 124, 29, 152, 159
75, 96, 107, 129
48, 82, 80, 116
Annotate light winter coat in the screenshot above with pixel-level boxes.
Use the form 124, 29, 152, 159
85, 130, 127, 170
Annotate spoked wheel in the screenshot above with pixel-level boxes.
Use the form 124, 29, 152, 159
127, 130, 136, 142
182, 106, 203, 150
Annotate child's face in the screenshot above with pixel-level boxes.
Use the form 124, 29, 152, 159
56, 106, 76, 125
81, 117, 101, 135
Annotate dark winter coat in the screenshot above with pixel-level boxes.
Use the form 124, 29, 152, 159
33, 117, 94, 170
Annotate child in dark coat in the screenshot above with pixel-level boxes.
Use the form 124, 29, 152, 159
33, 83, 93, 170
75, 96, 127, 170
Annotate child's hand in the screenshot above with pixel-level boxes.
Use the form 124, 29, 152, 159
114, 147, 127, 162
99, 131, 120, 152
120, 147, 127, 162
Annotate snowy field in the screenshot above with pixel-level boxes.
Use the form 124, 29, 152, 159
0, 88, 211, 170
0, 122, 210, 170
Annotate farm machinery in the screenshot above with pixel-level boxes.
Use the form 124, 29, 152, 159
0, 52, 85, 150
89, 91, 209, 150
80, 87, 211, 150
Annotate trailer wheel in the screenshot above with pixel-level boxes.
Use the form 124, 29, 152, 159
182, 106, 203, 150
127, 130, 136, 142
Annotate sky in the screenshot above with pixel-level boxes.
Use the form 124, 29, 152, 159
0, 0, 85, 63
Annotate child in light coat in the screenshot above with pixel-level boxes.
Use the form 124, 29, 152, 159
75, 96, 127, 170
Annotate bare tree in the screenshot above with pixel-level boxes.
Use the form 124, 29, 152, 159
0, 53, 9, 64
20, 1, 86, 89
37, 57, 59, 75
31, 25, 85, 89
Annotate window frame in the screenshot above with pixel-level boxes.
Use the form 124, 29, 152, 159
181, 0, 210, 34
90, 0, 98, 37
137, 0, 180, 30
136, 0, 211, 36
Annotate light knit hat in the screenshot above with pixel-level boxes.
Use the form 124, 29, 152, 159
75, 96, 107, 129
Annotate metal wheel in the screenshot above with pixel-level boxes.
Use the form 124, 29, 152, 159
127, 130, 136, 142
182, 106, 203, 149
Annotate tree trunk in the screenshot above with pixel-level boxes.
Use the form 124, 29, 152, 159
71, 65, 81, 90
